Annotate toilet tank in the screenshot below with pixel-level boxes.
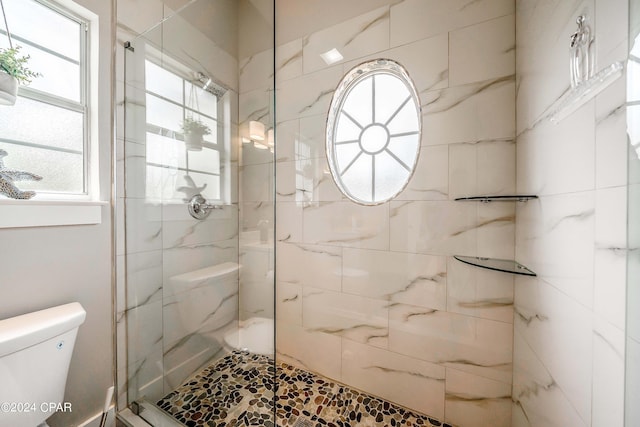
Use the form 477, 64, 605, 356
0, 302, 86, 427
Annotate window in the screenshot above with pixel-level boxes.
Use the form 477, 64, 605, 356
0, 0, 90, 197
326, 59, 421, 205
143, 59, 226, 203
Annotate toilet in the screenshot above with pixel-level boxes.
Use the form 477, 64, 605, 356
0, 302, 86, 427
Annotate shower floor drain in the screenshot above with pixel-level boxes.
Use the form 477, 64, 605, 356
292, 418, 314, 427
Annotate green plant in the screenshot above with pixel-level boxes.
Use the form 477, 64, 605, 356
181, 116, 211, 135
0, 46, 41, 85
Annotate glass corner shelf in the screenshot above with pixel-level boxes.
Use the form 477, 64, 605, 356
454, 195, 538, 203
454, 255, 537, 276
547, 61, 624, 124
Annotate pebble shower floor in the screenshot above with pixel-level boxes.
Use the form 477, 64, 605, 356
157, 351, 455, 427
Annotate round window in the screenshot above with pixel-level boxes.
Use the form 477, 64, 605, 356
326, 59, 421, 205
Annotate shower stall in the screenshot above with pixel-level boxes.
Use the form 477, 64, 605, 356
115, 0, 637, 426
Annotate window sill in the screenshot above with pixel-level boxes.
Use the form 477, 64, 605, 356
0, 199, 107, 229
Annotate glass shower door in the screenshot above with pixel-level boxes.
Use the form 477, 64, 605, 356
119, 0, 275, 425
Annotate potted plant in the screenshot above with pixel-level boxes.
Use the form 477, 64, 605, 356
181, 116, 211, 151
0, 46, 41, 106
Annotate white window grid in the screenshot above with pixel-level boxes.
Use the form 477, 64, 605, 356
143, 59, 223, 202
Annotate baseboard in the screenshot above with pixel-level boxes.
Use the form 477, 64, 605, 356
77, 406, 116, 427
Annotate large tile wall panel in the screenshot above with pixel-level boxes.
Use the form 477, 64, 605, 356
444, 368, 512, 427
342, 340, 446, 419
389, 0, 514, 48
449, 14, 515, 86
302, 6, 390, 74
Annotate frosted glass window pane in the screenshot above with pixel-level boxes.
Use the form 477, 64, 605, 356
146, 132, 186, 169
341, 154, 372, 201
0, 143, 83, 193
188, 148, 220, 174
3, 0, 81, 61
20, 44, 80, 102
186, 82, 217, 118
375, 74, 411, 124
375, 151, 411, 201
326, 59, 421, 204
335, 114, 361, 143
147, 94, 183, 133
0, 97, 83, 152
198, 116, 218, 144
145, 61, 183, 103
342, 76, 372, 128
387, 134, 420, 167
335, 143, 361, 173
387, 101, 420, 135
189, 172, 220, 200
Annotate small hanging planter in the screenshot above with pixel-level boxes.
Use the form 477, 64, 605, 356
0, 0, 42, 107
181, 117, 211, 151
0, 71, 17, 106
180, 81, 211, 151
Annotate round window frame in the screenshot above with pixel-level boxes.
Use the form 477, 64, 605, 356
326, 59, 422, 206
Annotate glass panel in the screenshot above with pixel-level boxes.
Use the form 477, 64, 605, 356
145, 60, 184, 104
375, 150, 411, 200
0, 97, 83, 152
375, 73, 411, 125
197, 115, 218, 144
189, 172, 220, 200
146, 132, 186, 169
335, 114, 361, 142
186, 81, 217, 118
386, 134, 420, 168
146, 94, 183, 133
145, 164, 165, 201
16, 44, 80, 102
123, 1, 270, 425
627, 1, 640, 425
335, 142, 361, 173
341, 153, 372, 201
387, 100, 420, 135
0, 142, 83, 193
2, 0, 81, 61
188, 147, 220, 174
360, 124, 388, 153
342, 76, 373, 128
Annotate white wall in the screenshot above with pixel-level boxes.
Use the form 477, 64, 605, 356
513, 0, 629, 426
0, 0, 113, 425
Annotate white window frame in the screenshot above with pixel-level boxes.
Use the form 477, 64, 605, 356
143, 52, 228, 204
0, 0, 103, 228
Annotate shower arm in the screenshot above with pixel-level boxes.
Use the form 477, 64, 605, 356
188, 193, 222, 220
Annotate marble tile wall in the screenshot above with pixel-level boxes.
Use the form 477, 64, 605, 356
272, 1, 516, 425
115, 0, 241, 410
513, 1, 629, 427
